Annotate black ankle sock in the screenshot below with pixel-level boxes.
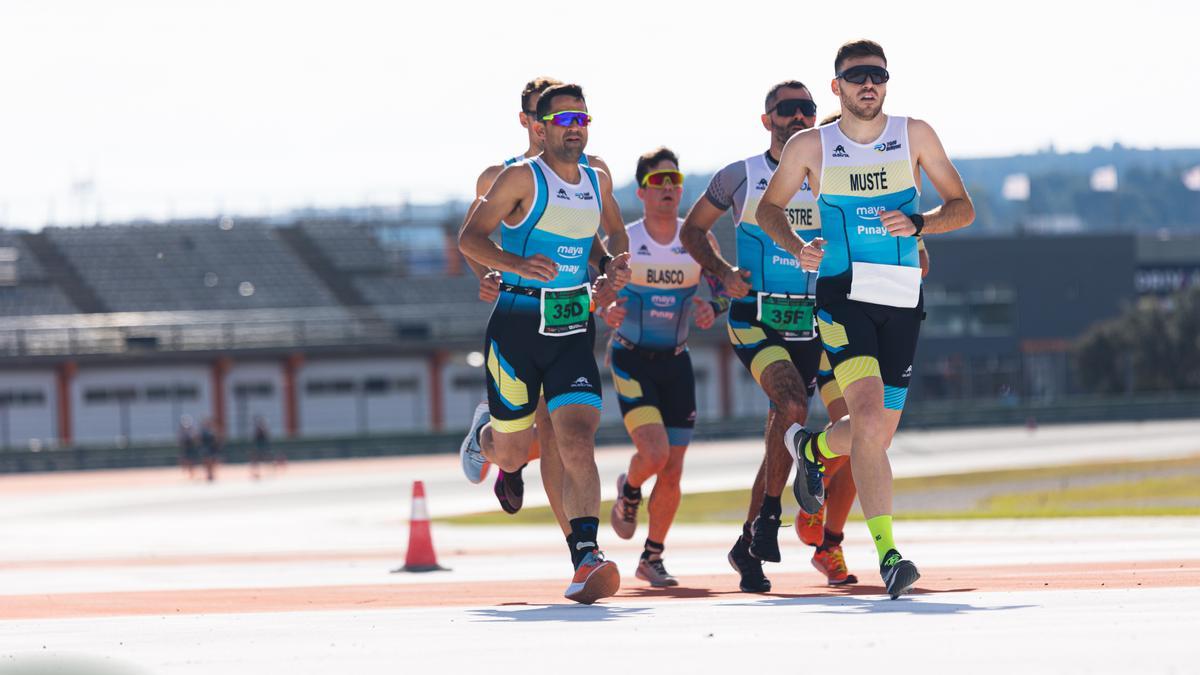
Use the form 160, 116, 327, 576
817, 528, 845, 552
566, 533, 577, 559
760, 495, 782, 518
741, 522, 753, 543
622, 480, 642, 501
641, 539, 664, 561
569, 517, 600, 567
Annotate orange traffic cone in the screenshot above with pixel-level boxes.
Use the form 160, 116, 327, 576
393, 480, 448, 573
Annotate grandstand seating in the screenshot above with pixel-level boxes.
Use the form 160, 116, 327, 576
45, 223, 341, 312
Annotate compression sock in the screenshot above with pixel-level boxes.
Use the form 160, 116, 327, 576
816, 528, 845, 553
622, 479, 642, 501
569, 517, 600, 568
866, 515, 898, 564
759, 494, 782, 519
641, 539, 664, 561
803, 431, 839, 463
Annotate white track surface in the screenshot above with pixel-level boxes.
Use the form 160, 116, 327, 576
0, 420, 1197, 674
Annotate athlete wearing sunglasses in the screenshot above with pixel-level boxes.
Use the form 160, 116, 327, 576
680, 79, 825, 593
600, 147, 730, 588
457, 77, 629, 549
460, 82, 632, 605
757, 39, 974, 600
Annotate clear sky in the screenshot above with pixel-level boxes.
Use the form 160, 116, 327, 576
1, 0, 1196, 228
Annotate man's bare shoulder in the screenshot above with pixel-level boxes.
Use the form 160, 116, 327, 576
474, 163, 508, 197
585, 154, 611, 175
906, 117, 938, 142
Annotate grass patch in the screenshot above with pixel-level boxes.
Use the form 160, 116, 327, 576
440, 455, 1200, 525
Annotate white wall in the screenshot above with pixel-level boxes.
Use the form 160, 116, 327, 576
225, 361, 285, 441
443, 352, 487, 433
298, 357, 429, 436
0, 370, 56, 450
73, 364, 212, 445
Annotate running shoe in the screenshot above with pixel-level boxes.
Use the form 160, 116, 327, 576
610, 473, 640, 539
727, 536, 772, 593
812, 544, 858, 586
797, 505, 826, 546
493, 465, 524, 514
785, 425, 825, 515
636, 557, 679, 587
459, 402, 491, 484
879, 549, 920, 599
749, 512, 782, 563
564, 549, 621, 604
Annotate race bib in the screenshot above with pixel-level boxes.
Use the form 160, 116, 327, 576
756, 292, 816, 341
539, 284, 591, 336
847, 262, 921, 308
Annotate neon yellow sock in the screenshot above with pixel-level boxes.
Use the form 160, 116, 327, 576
866, 515, 897, 563
803, 431, 839, 462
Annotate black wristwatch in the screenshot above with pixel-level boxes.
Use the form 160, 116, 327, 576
910, 213, 926, 235
598, 254, 613, 275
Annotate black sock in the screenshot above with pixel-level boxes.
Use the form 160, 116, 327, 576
817, 528, 845, 552
759, 495, 782, 518
741, 522, 753, 544
569, 517, 600, 568
514, 463, 527, 477
566, 532, 577, 560
622, 480, 642, 501
641, 539, 664, 561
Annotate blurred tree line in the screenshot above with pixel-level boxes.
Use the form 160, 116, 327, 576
1075, 286, 1200, 393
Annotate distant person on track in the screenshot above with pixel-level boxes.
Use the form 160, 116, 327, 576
178, 415, 199, 479
457, 77, 628, 542
200, 417, 222, 483
459, 83, 632, 604
602, 147, 730, 587
759, 39, 973, 599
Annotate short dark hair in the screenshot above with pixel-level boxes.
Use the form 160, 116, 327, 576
635, 147, 679, 186
765, 80, 809, 112
535, 83, 586, 119
819, 112, 842, 126
520, 76, 562, 113
834, 39, 887, 74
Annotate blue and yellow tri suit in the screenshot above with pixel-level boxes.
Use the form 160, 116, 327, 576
720, 153, 824, 394
815, 115, 923, 410
484, 155, 604, 432
609, 218, 726, 446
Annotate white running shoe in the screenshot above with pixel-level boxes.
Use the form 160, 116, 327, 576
459, 402, 491, 484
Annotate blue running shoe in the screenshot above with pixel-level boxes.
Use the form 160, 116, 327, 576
459, 402, 491, 484
785, 425, 825, 515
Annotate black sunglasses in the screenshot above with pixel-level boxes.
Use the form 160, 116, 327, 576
770, 98, 817, 118
836, 65, 890, 85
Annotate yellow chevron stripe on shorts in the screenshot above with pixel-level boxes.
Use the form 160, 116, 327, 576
834, 356, 881, 389
817, 315, 849, 349
750, 346, 791, 384
612, 372, 644, 400
727, 322, 767, 346
491, 412, 536, 433
487, 344, 529, 409
623, 405, 664, 433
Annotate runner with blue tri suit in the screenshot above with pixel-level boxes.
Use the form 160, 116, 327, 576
757, 40, 974, 599
601, 147, 730, 587
456, 77, 628, 540
459, 83, 632, 605
681, 80, 824, 593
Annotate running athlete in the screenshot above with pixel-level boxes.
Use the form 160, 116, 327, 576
457, 77, 629, 538
602, 147, 729, 587
795, 113, 932, 587
680, 80, 822, 593
459, 83, 631, 604
758, 40, 973, 599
